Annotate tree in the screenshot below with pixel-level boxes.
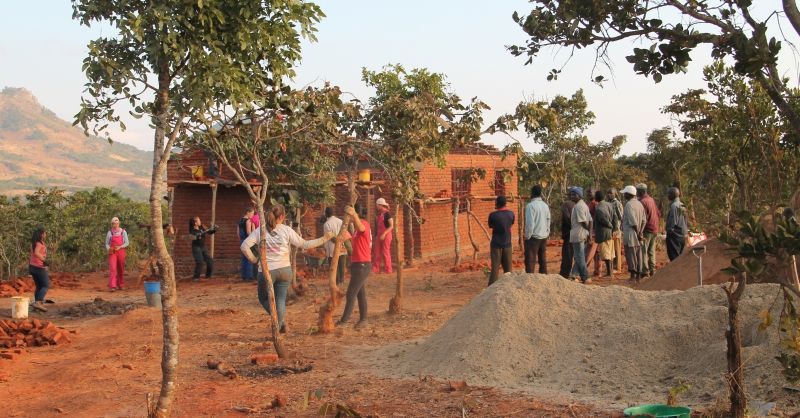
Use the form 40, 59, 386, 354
509, 0, 800, 139
496, 90, 595, 199
361, 64, 487, 313
664, 61, 800, 227
72, 1, 323, 416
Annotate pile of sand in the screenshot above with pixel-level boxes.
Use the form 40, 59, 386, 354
639, 238, 734, 291
366, 274, 790, 408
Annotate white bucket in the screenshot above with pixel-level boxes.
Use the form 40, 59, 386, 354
11, 296, 29, 319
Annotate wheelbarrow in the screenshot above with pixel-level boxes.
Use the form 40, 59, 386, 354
303, 253, 327, 277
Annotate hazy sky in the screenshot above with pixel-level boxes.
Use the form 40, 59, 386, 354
1, 1, 797, 155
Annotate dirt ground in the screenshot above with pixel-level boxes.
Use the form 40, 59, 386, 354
0, 247, 701, 418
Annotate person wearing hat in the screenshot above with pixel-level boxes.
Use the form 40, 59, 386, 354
622, 185, 646, 282
665, 187, 688, 261
568, 187, 592, 283
488, 195, 515, 285
372, 198, 394, 274
636, 183, 660, 277
105, 216, 129, 291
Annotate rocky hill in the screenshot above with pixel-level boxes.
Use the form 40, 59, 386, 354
0, 87, 151, 200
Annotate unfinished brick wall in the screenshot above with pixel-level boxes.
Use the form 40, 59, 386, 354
171, 184, 253, 277
416, 151, 519, 261
167, 148, 517, 274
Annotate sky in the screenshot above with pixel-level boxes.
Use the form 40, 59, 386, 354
1, 1, 797, 156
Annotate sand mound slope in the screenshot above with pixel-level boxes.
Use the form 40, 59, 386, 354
367, 274, 788, 407
639, 238, 733, 291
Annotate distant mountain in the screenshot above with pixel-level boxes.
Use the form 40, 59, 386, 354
0, 87, 152, 200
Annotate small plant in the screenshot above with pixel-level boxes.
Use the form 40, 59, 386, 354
666, 382, 691, 406
422, 277, 435, 292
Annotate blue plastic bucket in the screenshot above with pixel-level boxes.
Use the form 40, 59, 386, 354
144, 281, 162, 308
144, 281, 161, 293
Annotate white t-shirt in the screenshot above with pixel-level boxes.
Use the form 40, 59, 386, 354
323, 216, 343, 257
240, 224, 326, 271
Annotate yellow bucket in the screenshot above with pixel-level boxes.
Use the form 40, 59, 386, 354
358, 169, 371, 182
190, 165, 204, 180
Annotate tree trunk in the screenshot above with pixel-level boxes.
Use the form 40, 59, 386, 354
453, 197, 461, 266
724, 274, 748, 418
152, 65, 179, 418
389, 203, 404, 314
255, 206, 288, 358
466, 199, 479, 261
318, 173, 357, 332
405, 203, 414, 267
209, 182, 217, 257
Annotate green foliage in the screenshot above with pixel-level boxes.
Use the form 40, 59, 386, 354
362, 64, 489, 205
72, 0, 325, 141
720, 211, 800, 384
660, 61, 800, 230
509, 0, 800, 141
0, 187, 151, 279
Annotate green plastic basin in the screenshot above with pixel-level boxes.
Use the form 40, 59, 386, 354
623, 404, 691, 418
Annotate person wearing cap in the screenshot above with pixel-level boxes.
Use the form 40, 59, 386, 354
622, 185, 646, 282
488, 195, 515, 285
524, 184, 550, 274
322, 207, 347, 285
636, 183, 660, 277
372, 198, 394, 274
665, 187, 688, 261
559, 192, 577, 278
606, 188, 624, 273
105, 216, 129, 291
568, 187, 592, 283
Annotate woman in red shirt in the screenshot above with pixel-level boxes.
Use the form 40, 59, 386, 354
29, 227, 49, 312
337, 204, 372, 329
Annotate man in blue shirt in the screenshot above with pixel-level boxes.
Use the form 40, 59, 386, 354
524, 185, 550, 274
488, 195, 515, 286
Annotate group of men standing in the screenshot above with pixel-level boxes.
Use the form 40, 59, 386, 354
515, 183, 688, 284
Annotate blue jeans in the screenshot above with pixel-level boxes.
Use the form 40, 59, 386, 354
257, 267, 292, 328
239, 238, 254, 280
29, 265, 50, 302
571, 241, 589, 281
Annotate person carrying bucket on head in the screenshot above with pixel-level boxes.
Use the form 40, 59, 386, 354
106, 217, 129, 291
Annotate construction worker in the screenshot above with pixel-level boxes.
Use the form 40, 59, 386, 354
665, 187, 688, 261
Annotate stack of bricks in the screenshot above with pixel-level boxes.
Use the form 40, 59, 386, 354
0, 278, 36, 297
0, 319, 73, 359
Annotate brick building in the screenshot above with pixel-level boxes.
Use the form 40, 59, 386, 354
166, 146, 518, 277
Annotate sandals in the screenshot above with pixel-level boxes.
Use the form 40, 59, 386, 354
31, 302, 48, 312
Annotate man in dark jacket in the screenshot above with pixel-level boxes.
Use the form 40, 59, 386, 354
665, 187, 688, 261
593, 190, 617, 277
488, 195, 515, 286
559, 194, 576, 278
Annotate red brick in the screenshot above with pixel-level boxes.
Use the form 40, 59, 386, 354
250, 353, 278, 365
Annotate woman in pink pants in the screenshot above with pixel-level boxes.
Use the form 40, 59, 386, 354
105, 217, 129, 291
372, 198, 394, 274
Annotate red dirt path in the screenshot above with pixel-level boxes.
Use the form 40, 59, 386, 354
0, 250, 658, 417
